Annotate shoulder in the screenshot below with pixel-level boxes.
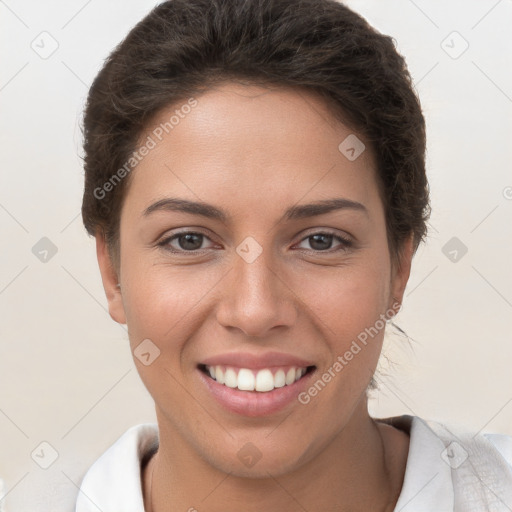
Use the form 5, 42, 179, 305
75, 423, 159, 512
420, 416, 512, 470
483, 431, 512, 467
379, 415, 512, 512
0, 424, 159, 512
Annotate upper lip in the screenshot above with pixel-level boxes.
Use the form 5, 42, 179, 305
200, 351, 315, 369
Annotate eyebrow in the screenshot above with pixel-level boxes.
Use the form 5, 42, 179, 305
142, 197, 368, 223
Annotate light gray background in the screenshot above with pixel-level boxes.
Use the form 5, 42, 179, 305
1, 0, 511, 510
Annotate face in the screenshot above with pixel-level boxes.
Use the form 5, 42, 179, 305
97, 82, 412, 477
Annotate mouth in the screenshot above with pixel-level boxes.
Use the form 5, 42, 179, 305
196, 351, 317, 416
198, 364, 316, 392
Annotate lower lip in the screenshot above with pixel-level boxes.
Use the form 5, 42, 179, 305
197, 368, 315, 417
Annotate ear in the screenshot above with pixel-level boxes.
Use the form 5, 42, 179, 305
96, 233, 127, 325
388, 235, 415, 316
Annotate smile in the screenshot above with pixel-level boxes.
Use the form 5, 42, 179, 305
200, 364, 314, 392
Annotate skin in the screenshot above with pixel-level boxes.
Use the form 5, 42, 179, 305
96, 82, 413, 511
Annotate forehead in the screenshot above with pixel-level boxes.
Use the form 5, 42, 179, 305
123, 82, 380, 219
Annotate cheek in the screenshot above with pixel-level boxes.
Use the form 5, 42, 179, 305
297, 257, 392, 399
305, 259, 391, 335
121, 260, 224, 350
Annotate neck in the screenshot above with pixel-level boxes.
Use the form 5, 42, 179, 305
144, 401, 406, 512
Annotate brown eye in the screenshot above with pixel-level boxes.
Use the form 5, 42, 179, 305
296, 231, 352, 252
308, 233, 334, 251
176, 233, 204, 250
159, 232, 214, 252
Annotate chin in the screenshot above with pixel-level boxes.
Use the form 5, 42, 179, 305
201, 434, 321, 479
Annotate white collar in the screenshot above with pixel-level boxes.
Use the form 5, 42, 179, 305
76, 423, 159, 512
381, 415, 454, 511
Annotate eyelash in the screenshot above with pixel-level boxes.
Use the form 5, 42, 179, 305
156, 229, 353, 254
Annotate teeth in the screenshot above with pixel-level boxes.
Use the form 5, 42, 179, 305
237, 369, 255, 391
274, 369, 286, 388
224, 368, 238, 388
285, 368, 296, 385
255, 369, 274, 392
215, 366, 225, 384
204, 365, 309, 392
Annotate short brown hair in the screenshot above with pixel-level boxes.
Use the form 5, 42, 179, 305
81, 0, 430, 269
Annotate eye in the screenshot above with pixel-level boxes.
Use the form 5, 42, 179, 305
157, 229, 353, 254
158, 231, 215, 252
295, 231, 352, 252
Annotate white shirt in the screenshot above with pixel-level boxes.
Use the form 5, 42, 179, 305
75, 415, 512, 512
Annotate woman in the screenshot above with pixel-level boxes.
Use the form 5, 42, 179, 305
77, 0, 512, 510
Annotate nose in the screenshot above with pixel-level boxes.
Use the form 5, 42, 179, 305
215, 243, 298, 338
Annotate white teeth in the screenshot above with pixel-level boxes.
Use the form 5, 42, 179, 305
237, 368, 255, 391
215, 366, 225, 384
274, 369, 286, 388
205, 365, 309, 392
285, 368, 296, 385
255, 369, 274, 392
224, 367, 238, 388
